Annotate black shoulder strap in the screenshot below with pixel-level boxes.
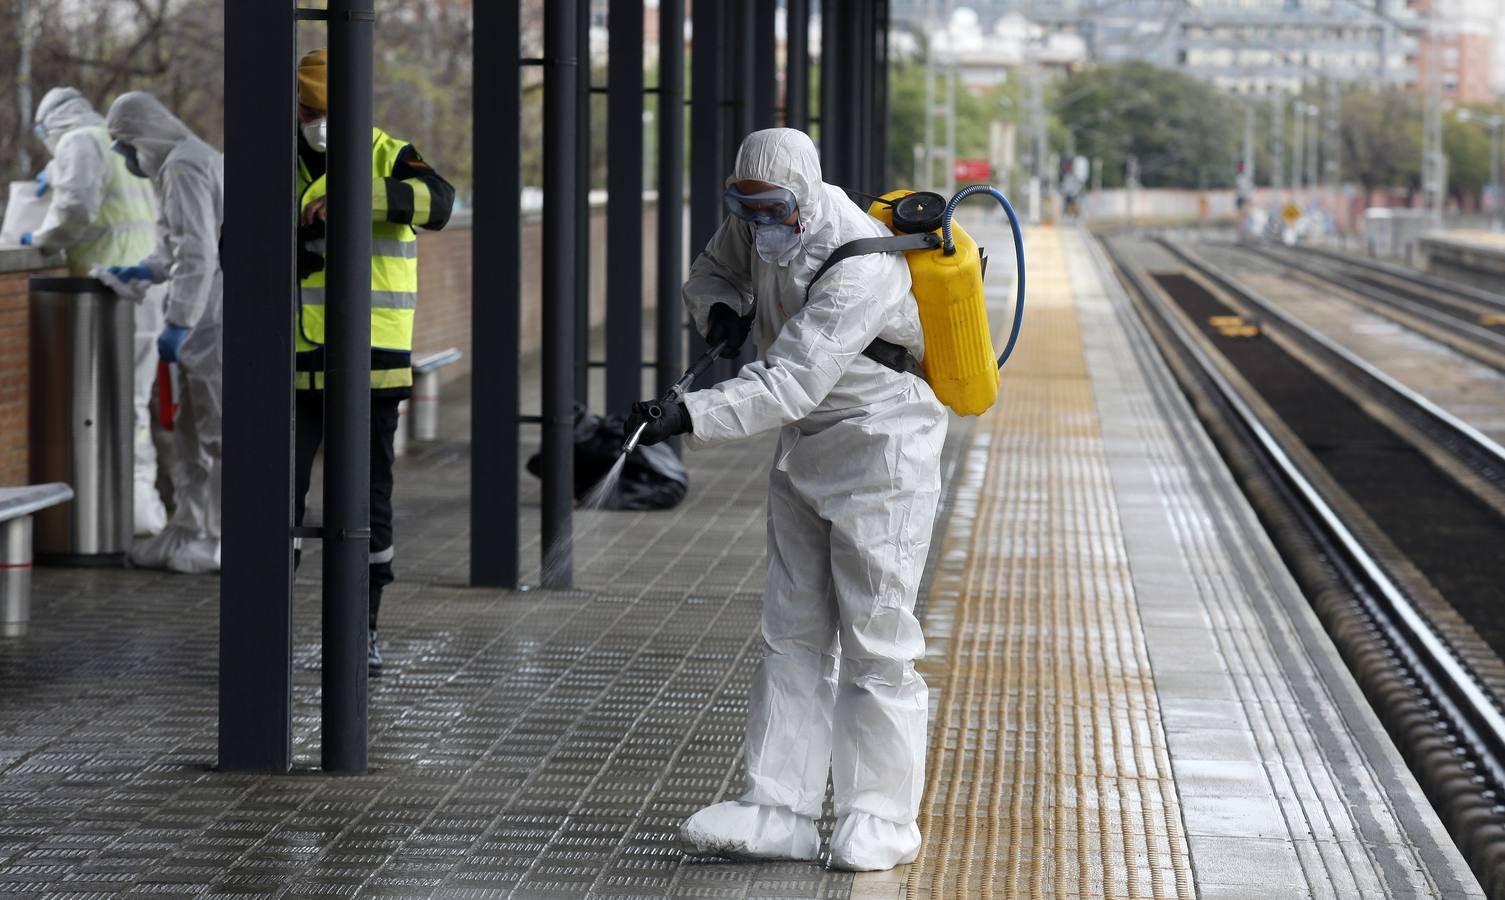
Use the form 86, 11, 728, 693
802, 231, 940, 379
803, 232, 939, 305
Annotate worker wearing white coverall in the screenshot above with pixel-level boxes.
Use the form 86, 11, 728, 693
623, 128, 947, 871
105, 92, 224, 574
28, 87, 169, 536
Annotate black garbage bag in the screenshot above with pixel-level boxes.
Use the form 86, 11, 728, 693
526, 403, 689, 510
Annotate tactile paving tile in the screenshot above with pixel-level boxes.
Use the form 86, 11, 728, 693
892, 228, 1196, 899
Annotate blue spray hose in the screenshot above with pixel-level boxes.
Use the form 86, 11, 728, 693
940, 185, 1026, 370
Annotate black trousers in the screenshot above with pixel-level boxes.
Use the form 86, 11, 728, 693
294, 391, 401, 629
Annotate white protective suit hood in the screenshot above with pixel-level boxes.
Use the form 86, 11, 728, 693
35, 87, 104, 155
105, 91, 194, 179
726, 128, 829, 239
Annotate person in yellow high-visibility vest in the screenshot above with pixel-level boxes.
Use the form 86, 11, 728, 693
292, 49, 454, 675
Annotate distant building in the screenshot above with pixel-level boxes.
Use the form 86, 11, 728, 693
891, 1, 1422, 95
1409, 0, 1499, 104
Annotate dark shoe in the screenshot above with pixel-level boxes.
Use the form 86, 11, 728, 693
368, 628, 384, 676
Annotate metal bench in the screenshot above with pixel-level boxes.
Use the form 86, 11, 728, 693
0, 483, 74, 637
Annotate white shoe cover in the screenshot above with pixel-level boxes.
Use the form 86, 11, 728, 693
827, 813, 921, 872
133, 481, 167, 536
679, 801, 820, 862
130, 525, 220, 574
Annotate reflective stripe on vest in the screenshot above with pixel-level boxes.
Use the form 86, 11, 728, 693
296, 127, 419, 375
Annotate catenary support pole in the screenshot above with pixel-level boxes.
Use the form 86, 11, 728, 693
220, 0, 295, 773
469, 0, 521, 588
656, 0, 685, 400
542, 0, 578, 588
607, 0, 645, 414
322, 0, 375, 773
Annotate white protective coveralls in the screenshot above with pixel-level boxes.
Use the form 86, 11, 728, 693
32, 87, 170, 536
105, 92, 225, 574
677, 129, 947, 871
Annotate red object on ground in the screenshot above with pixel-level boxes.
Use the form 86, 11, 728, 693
157, 359, 178, 431
952, 158, 992, 182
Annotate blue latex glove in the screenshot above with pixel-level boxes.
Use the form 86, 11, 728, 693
108, 264, 154, 283
18, 232, 32, 247
33, 170, 48, 197
157, 323, 190, 363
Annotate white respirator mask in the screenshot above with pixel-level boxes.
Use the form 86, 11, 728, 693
301, 117, 328, 153
754, 222, 802, 264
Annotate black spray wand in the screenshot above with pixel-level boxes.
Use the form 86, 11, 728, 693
621, 340, 727, 455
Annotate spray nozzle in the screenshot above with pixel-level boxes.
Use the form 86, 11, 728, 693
621, 340, 728, 455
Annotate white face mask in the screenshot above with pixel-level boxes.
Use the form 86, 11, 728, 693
754, 222, 802, 264
301, 117, 327, 153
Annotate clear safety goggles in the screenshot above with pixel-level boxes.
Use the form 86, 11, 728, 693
724, 185, 798, 227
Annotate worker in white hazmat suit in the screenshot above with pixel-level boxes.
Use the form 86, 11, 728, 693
104, 92, 224, 574
27, 87, 169, 536
623, 128, 947, 872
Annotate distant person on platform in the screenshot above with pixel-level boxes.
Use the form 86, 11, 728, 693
292, 49, 454, 674
105, 92, 225, 574
27, 87, 169, 537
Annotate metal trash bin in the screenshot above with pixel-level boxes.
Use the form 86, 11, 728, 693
28, 277, 134, 563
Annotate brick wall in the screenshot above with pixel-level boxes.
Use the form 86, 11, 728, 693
0, 272, 31, 486
412, 205, 662, 385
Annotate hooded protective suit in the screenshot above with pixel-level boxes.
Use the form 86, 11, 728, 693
676, 129, 947, 871
32, 87, 169, 535
106, 92, 225, 574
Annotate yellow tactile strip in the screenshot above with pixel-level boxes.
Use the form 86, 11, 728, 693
895, 229, 1195, 899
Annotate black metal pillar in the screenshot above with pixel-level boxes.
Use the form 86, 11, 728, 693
876, 0, 890, 188
542, 0, 578, 588
322, 0, 374, 773
718, 0, 755, 379
656, 0, 685, 400
470, 0, 521, 588
687, 0, 722, 387
751, 0, 777, 130
606, 0, 644, 415
854, 0, 874, 193
220, 0, 294, 774
574, 0, 592, 409
820, 0, 844, 184
786, 0, 809, 131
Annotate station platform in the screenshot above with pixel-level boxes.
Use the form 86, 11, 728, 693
0, 225, 1480, 898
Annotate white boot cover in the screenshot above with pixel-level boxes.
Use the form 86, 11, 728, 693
679, 801, 820, 862
827, 812, 921, 872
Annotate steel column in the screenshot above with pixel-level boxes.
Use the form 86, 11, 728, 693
219, 0, 295, 773
876, 0, 891, 188
574, 0, 592, 408
751, 0, 777, 130
542, 0, 578, 587
470, 0, 521, 588
687, 0, 722, 387
656, 0, 685, 398
607, 0, 645, 415
820, 0, 844, 184
786, 0, 809, 131
322, 0, 375, 773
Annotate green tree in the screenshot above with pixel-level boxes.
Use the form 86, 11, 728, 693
1339, 86, 1421, 199
886, 62, 1019, 190
1052, 62, 1239, 190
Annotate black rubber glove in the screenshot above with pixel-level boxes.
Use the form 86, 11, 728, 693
704, 303, 753, 359
624, 399, 692, 447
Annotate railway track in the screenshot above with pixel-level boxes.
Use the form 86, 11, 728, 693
1102, 233, 1505, 897
1248, 241, 1505, 372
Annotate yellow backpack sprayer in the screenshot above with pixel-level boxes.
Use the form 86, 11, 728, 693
806, 184, 1027, 416
624, 183, 1026, 452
